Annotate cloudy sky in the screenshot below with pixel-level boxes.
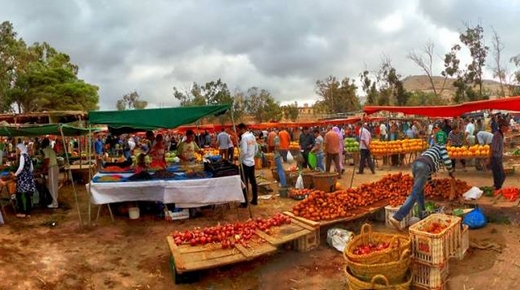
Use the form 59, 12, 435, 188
1, 0, 519, 110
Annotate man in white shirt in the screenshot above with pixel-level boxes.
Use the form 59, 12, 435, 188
358, 123, 375, 174
379, 123, 388, 141
238, 123, 258, 207
216, 128, 231, 160
464, 118, 476, 145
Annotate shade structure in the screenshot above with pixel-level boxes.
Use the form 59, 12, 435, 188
88, 104, 231, 130
0, 123, 98, 137
363, 96, 520, 117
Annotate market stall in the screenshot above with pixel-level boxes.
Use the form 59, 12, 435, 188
86, 104, 240, 223
87, 173, 244, 208
0, 123, 98, 224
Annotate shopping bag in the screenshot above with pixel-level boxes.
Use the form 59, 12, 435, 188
308, 152, 317, 169
287, 151, 294, 162
295, 174, 304, 189
463, 207, 487, 229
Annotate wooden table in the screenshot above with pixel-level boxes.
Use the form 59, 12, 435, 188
62, 163, 97, 184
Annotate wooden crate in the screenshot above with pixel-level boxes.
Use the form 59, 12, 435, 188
166, 236, 277, 275
293, 227, 320, 252
254, 217, 315, 246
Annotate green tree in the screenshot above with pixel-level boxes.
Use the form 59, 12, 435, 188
116, 91, 148, 110
245, 87, 282, 122
359, 70, 379, 105
282, 102, 299, 122
315, 76, 359, 114
406, 91, 448, 106
509, 54, 520, 96
1, 23, 99, 112
459, 24, 488, 98
377, 58, 410, 106
442, 44, 467, 103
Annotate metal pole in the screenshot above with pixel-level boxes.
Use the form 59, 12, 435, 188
230, 105, 252, 219
59, 125, 83, 226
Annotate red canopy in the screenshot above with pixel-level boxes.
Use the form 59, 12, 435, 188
363, 96, 520, 117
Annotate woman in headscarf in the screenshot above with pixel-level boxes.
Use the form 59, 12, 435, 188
149, 134, 167, 169
12, 143, 36, 218
333, 126, 345, 174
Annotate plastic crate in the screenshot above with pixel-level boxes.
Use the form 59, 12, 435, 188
385, 205, 412, 229
454, 225, 469, 260
412, 260, 449, 290
409, 214, 462, 265
293, 228, 320, 252
166, 208, 190, 221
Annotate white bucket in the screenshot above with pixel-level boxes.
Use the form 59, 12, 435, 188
128, 207, 140, 219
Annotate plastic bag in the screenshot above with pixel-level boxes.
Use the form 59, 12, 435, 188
463, 207, 487, 229
463, 186, 483, 200
287, 151, 294, 162
326, 228, 354, 252
308, 152, 317, 169
295, 174, 304, 189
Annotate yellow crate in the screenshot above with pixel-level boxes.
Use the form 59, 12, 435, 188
409, 214, 462, 265
454, 225, 469, 260
412, 260, 449, 290
293, 228, 320, 252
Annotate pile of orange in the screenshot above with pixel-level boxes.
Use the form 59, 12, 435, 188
447, 145, 489, 158
371, 139, 428, 155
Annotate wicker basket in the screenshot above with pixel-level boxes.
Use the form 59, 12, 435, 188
301, 171, 318, 189
313, 172, 338, 193
345, 250, 411, 284
344, 267, 412, 290
345, 224, 411, 265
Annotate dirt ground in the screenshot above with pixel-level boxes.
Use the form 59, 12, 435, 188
1, 163, 520, 290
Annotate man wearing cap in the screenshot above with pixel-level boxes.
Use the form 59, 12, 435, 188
299, 127, 314, 168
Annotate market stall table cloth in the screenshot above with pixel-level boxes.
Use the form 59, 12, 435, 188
86, 174, 245, 207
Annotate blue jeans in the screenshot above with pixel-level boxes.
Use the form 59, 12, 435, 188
275, 156, 287, 187
315, 152, 324, 171
393, 160, 429, 221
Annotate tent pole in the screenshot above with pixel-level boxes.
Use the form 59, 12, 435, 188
230, 106, 252, 219
59, 124, 83, 226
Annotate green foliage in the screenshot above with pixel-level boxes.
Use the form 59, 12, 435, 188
116, 91, 148, 110
0, 21, 99, 113
406, 91, 448, 106
460, 24, 488, 97
359, 70, 379, 105
245, 87, 282, 122
509, 54, 520, 96
282, 102, 299, 122
315, 76, 360, 114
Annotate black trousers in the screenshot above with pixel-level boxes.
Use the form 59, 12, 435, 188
359, 149, 375, 173
240, 164, 258, 205
301, 151, 310, 168
16, 191, 32, 215
490, 157, 505, 190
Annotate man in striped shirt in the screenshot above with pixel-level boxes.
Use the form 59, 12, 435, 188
389, 144, 454, 231
490, 119, 510, 190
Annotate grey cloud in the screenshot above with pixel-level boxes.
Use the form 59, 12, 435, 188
1, 0, 519, 110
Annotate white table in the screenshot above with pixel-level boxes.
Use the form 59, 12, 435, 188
86, 174, 245, 208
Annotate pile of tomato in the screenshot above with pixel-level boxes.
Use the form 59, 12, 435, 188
422, 221, 449, 234
494, 187, 519, 201
352, 242, 391, 255
171, 213, 291, 249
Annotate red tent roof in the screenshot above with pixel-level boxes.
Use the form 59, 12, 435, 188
363, 96, 520, 117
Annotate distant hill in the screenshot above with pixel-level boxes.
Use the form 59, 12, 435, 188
402, 75, 505, 100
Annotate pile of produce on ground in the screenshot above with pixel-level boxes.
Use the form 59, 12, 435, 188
288, 188, 314, 200
171, 212, 291, 249
292, 173, 472, 221
493, 187, 519, 201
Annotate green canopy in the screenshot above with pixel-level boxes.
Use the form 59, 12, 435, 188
87, 104, 231, 129
0, 123, 97, 137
